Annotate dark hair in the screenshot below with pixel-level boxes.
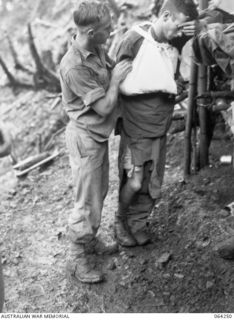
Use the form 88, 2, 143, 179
73, 1, 110, 27
160, 0, 198, 20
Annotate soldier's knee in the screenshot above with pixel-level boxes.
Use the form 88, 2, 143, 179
129, 178, 142, 193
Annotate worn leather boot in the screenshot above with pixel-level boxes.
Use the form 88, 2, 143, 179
86, 237, 119, 255
132, 230, 151, 246
67, 244, 104, 284
114, 211, 136, 247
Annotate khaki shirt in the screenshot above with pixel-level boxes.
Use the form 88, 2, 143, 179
60, 38, 116, 142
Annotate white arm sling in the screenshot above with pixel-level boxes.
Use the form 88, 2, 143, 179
120, 25, 179, 96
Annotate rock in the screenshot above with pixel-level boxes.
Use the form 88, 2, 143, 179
154, 298, 165, 307
174, 273, 184, 280
179, 306, 190, 312
12, 258, 19, 265
224, 202, 234, 216
196, 237, 210, 249
57, 230, 64, 240
194, 188, 206, 196
119, 277, 129, 288
40, 269, 48, 276
113, 257, 120, 268
1, 257, 7, 265
121, 1, 138, 9
206, 280, 214, 289
8, 189, 17, 196
139, 258, 148, 265
21, 188, 30, 196
147, 290, 156, 298
126, 252, 136, 258
215, 236, 234, 260
107, 260, 117, 271
119, 251, 128, 261
26, 284, 45, 298
120, 251, 126, 257
157, 252, 172, 267
140, 266, 147, 273
203, 178, 211, 185
56, 204, 63, 210
218, 209, 231, 218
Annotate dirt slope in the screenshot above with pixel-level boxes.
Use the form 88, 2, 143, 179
1, 87, 234, 313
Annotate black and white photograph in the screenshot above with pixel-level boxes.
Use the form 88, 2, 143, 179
0, 0, 234, 315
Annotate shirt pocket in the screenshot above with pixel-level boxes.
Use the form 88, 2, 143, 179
87, 64, 109, 88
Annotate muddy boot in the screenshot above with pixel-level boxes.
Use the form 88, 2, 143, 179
66, 244, 104, 284
114, 210, 136, 247
132, 230, 151, 246
86, 237, 119, 255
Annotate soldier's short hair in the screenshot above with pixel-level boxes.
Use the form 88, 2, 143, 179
160, 0, 199, 20
73, 1, 110, 27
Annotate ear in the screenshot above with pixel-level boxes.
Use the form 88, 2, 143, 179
162, 10, 171, 21
87, 28, 95, 38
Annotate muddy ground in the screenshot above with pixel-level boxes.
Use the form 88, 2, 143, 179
0, 87, 234, 313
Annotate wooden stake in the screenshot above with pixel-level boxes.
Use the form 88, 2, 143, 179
184, 59, 198, 177
198, 66, 209, 169
197, 0, 209, 169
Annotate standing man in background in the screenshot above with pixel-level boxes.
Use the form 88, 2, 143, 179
60, 1, 132, 284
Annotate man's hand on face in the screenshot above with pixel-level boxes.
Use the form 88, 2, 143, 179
178, 20, 198, 37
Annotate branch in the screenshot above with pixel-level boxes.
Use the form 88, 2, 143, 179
0, 55, 33, 89
0, 55, 17, 85
196, 91, 234, 100
27, 23, 60, 92
33, 18, 60, 29
28, 23, 45, 70
6, 34, 34, 75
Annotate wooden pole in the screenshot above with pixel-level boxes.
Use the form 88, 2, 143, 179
198, 65, 209, 168
198, 0, 209, 169
184, 59, 198, 177
231, 79, 234, 149
184, 0, 209, 177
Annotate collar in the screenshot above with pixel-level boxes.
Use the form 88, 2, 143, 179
72, 35, 94, 60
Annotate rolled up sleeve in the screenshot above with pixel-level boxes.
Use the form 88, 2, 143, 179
66, 67, 105, 107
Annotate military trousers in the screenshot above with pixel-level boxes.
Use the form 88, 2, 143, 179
66, 122, 109, 245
